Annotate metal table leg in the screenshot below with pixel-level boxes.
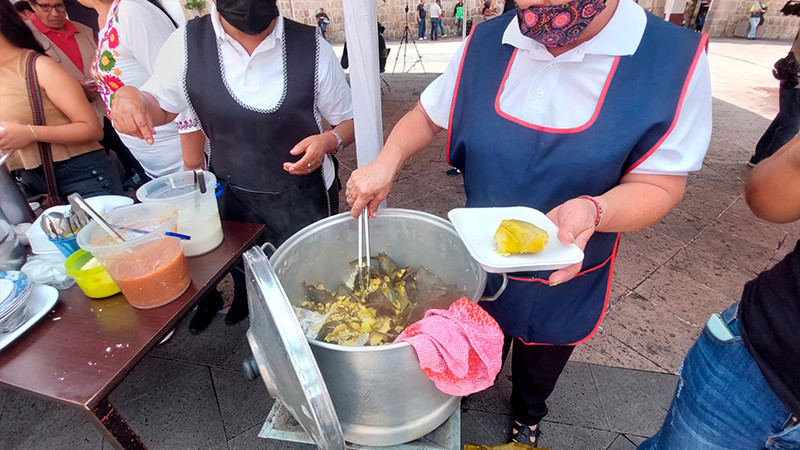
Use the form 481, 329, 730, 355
88, 398, 147, 450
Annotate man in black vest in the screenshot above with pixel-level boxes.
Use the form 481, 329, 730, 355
110, 0, 355, 332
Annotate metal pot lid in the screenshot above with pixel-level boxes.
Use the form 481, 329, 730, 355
242, 246, 345, 450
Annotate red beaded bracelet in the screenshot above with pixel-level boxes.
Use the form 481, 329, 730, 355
578, 195, 603, 228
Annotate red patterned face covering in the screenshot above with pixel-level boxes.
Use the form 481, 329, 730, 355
516, 0, 607, 48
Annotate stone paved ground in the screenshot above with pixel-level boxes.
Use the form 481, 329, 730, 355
0, 36, 797, 449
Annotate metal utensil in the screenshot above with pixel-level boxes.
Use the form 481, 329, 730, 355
67, 193, 125, 243
59, 210, 74, 238
67, 209, 83, 235
357, 207, 371, 291
42, 211, 63, 240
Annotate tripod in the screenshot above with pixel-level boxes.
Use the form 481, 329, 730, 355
392, 4, 426, 73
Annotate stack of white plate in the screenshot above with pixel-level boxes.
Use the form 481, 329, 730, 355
0, 271, 31, 326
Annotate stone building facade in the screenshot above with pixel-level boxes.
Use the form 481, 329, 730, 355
176, 0, 800, 42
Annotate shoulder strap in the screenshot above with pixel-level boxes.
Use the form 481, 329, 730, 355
25, 52, 61, 205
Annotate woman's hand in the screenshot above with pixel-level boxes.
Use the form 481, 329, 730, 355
283, 133, 336, 176
545, 197, 599, 285
0, 122, 37, 151
346, 156, 401, 218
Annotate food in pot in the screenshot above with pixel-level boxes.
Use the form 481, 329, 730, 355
297, 253, 463, 346
494, 219, 548, 255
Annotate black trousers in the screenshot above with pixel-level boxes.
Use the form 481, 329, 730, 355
503, 335, 575, 426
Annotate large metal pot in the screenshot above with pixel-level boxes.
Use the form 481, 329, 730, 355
263, 209, 488, 446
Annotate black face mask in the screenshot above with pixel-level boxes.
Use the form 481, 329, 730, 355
216, 0, 279, 35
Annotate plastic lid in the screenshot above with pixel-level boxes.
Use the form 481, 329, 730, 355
242, 246, 345, 450
136, 170, 217, 203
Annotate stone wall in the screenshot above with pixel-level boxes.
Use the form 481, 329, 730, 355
703, 0, 800, 39
278, 0, 491, 42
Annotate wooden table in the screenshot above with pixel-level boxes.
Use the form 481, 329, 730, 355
0, 221, 263, 449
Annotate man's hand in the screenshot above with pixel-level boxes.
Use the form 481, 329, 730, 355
110, 86, 156, 145
545, 197, 598, 285
0, 121, 37, 150
283, 133, 336, 176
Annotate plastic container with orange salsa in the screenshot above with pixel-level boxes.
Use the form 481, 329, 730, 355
77, 203, 191, 309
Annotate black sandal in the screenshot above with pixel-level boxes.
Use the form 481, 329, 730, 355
510, 420, 541, 446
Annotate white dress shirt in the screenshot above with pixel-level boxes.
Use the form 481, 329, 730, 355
429, 3, 442, 19
420, 0, 711, 175
142, 6, 354, 188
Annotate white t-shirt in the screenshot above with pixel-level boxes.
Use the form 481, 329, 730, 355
141, 7, 354, 189
93, 0, 198, 178
429, 3, 442, 19
420, 0, 712, 175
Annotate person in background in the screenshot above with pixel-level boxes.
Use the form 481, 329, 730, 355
13, 0, 32, 19
437, 0, 445, 37
639, 133, 800, 450
750, 27, 800, 166
25, 0, 147, 188
77, 0, 202, 179
429, 0, 441, 40
64, 0, 99, 35
454, 0, 464, 33
481, 0, 496, 20
315, 7, 329, 40
344, 0, 711, 445
0, 0, 122, 199
748, 0, 767, 39
417, 0, 426, 39
109, 0, 355, 332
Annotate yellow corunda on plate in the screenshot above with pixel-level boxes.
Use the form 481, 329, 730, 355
494, 219, 549, 256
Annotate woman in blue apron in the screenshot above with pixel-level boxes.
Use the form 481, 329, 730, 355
345, 0, 711, 445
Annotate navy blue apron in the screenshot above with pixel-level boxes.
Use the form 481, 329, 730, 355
185, 17, 336, 247
448, 12, 706, 345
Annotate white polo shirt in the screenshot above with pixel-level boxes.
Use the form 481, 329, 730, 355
420, 0, 712, 175
142, 6, 354, 188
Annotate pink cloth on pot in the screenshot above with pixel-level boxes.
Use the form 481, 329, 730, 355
395, 297, 504, 396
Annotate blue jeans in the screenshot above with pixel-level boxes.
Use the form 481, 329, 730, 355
431, 18, 439, 40
639, 303, 800, 450
318, 22, 327, 39
751, 83, 800, 164
748, 17, 760, 38
439, 18, 445, 35
418, 20, 426, 39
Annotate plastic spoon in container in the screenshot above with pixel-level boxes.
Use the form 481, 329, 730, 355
193, 169, 206, 209
67, 193, 126, 243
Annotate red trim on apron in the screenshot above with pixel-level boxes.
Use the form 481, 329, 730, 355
624, 33, 709, 174
493, 50, 621, 134
446, 33, 474, 166
516, 233, 621, 346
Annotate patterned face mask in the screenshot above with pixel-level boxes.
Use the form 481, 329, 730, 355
515, 0, 607, 48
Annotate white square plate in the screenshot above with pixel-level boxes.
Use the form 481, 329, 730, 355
448, 206, 584, 273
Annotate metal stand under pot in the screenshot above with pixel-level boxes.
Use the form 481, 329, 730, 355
240, 210, 496, 449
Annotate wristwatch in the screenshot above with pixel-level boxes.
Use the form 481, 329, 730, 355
326, 129, 343, 156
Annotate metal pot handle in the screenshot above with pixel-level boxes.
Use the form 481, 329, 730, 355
479, 273, 508, 302
260, 242, 277, 258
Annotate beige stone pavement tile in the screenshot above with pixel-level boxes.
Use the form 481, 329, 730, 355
650, 209, 708, 243
619, 228, 684, 266
608, 281, 629, 305
710, 212, 791, 251
688, 228, 775, 274
634, 264, 737, 328
612, 250, 661, 291
571, 326, 667, 373
670, 196, 727, 224
683, 177, 743, 207
601, 292, 700, 373
668, 247, 758, 301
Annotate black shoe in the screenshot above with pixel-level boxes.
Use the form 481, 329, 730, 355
189, 290, 223, 334
225, 286, 249, 325
446, 168, 462, 176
